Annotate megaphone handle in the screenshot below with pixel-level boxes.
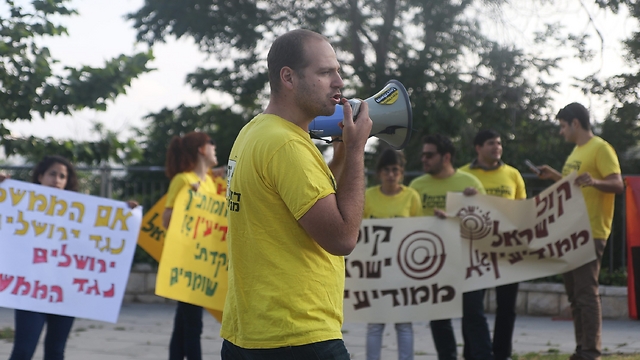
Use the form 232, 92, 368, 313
347, 99, 361, 119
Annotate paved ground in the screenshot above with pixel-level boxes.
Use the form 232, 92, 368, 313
0, 303, 639, 359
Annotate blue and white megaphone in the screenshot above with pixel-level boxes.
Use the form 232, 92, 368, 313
309, 79, 413, 150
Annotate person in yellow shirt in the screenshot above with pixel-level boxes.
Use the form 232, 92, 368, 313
162, 131, 219, 360
409, 134, 491, 360
221, 29, 373, 359
459, 129, 526, 360
364, 149, 421, 360
537, 102, 623, 360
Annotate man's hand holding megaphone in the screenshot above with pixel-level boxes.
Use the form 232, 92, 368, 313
337, 97, 373, 151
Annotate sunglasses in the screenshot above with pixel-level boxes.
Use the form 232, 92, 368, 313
422, 151, 439, 159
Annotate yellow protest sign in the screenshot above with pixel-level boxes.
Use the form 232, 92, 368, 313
155, 186, 228, 311
137, 195, 167, 262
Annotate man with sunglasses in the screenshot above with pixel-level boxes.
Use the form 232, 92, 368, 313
409, 134, 492, 360
459, 129, 527, 360
536, 103, 623, 360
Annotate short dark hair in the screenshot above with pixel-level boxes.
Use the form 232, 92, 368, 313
474, 129, 501, 147
422, 134, 455, 160
267, 29, 328, 94
375, 148, 406, 173
31, 155, 78, 192
556, 102, 590, 130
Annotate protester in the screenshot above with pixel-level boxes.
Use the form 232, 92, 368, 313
537, 102, 623, 360
459, 129, 526, 360
408, 134, 493, 360
162, 132, 219, 360
364, 148, 421, 360
220, 29, 372, 359
0, 155, 136, 360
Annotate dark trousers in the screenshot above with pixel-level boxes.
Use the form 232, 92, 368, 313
169, 302, 203, 360
9, 309, 75, 360
430, 289, 493, 360
221, 339, 350, 360
493, 283, 519, 360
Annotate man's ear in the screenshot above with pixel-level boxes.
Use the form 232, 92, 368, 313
280, 66, 295, 90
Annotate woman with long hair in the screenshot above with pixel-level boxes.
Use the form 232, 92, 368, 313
162, 131, 219, 360
364, 148, 422, 360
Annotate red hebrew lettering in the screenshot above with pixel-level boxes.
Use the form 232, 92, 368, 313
33, 248, 48, 264
86, 280, 101, 295
102, 283, 115, 298
72, 278, 89, 292
49, 286, 63, 303
0, 274, 15, 291
11, 276, 31, 295
203, 220, 213, 237
219, 226, 228, 241
31, 281, 48, 299
73, 255, 91, 270
97, 259, 107, 273
556, 181, 572, 217
57, 244, 71, 267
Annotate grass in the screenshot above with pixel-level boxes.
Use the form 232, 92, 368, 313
0, 327, 14, 342
513, 353, 640, 360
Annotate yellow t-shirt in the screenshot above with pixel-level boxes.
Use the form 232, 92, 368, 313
363, 185, 421, 218
409, 171, 485, 216
459, 163, 526, 200
165, 172, 217, 209
561, 136, 620, 239
221, 114, 343, 348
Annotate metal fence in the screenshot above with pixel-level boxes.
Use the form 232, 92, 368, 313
0, 165, 629, 273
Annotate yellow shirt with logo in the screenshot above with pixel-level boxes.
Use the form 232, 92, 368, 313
165, 172, 217, 209
409, 171, 485, 216
364, 185, 422, 218
221, 114, 343, 348
459, 163, 526, 200
561, 136, 620, 239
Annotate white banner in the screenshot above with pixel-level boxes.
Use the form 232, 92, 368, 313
446, 172, 595, 292
344, 172, 595, 322
0, 179, 142, 323
344, 216, 463, 322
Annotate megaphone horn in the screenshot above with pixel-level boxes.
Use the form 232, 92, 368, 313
309, 79, 413, 150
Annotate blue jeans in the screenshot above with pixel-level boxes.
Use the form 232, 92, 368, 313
366, 322, 413, 360
462, 289, 494, 360
9, 309, 75, 360
169, 302, 203, 360
221, 339, 350, 360
430, 290, 493, 360
493, 283, 519, 360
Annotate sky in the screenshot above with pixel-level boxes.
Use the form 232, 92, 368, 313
3, 0, 638, 142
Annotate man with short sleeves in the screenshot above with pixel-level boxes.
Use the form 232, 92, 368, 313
459, 129, 526, 360
409, 134, 493, 360
220, 29, 373, 360
538, 102, 623, 360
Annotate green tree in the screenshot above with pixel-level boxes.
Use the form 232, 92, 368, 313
0, 0, 153, 163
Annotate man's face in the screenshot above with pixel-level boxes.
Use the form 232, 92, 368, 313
476, 137, 502, 163
421, 143, 444, 175
559, 119, 578, 143
294, 39, 344, 117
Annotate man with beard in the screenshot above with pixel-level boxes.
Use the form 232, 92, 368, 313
409, 134, 493, 360
220, 29, 373, 359
459, 129, 527, 360
537, 102, 623, 360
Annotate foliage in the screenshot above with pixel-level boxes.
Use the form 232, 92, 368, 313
0, 0, 153, 164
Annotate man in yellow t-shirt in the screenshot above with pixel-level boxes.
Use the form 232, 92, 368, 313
459, 129, 526, 360
409, 134, 492, 360
538, 103, 623, 360
220, 29, 373, 359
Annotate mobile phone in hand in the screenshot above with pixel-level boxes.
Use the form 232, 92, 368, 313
525, 159, 541, 175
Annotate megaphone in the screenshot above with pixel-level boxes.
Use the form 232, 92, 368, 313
309, 79, 413, 150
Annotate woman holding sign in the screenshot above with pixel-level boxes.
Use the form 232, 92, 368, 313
5, 156, 78, 360
364, 149, 422, 360
163, 131, 219, 360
